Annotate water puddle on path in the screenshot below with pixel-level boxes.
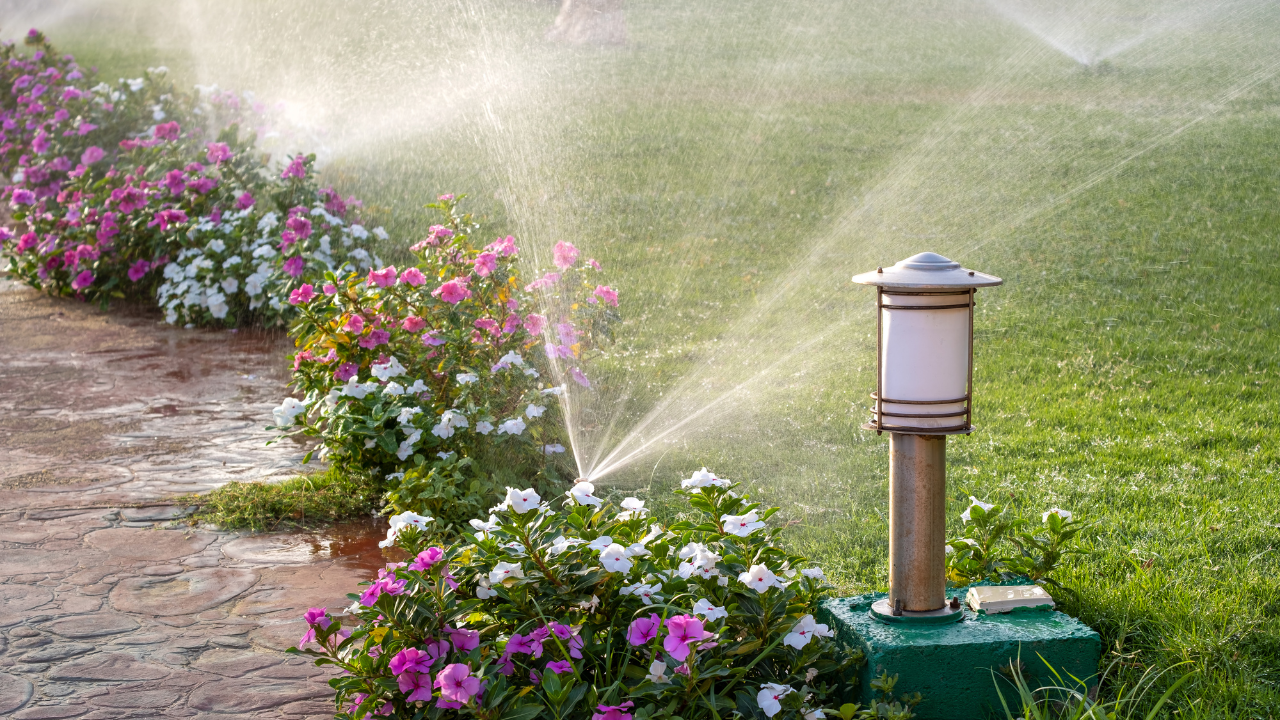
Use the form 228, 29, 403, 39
220, 519, 404, 576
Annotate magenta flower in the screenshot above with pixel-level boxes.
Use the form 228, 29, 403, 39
110, 185, 147, 214
438, 194, 455, 201
588, 258, 602, 270
283, 256, 305, 277
594, 285, 619, 307
334, 362, 359, 382
70, 270, 94, 291
400, 267, 426, 286
289, 284, 316, 305
10, 188, 36, 206
593, 702, 635, 720
524, 272, 561, 291
163, 170, 186, 196
367, 266, 398, 288
80, 146, 105, 165
206, 142, 233, 164
127, 260, 151, 282
16, 233, 36, 252
663, 615, 713, 662
422, 331, 446, 347
149, 208, 188, 232
323, 283, 338, 295
297, 607, 332, 649
77, 122, 97, 136
188, 177, 217, 195
553, 241, 579, 269
627, 615, 663, 646
433, 279, 472, 304
390, 647, 434, 676
236, 191, 255, 209
154, 121, 181, 140
409, 547, 445, 571
523, 313, 546, 336
402, 316, 427, 332
95, 214, 119, 243
344, 315, 365, 333
474, 318, 499, 337
570, 367, 591, 388
485, 235, 518, 257
31, 132, 49, 154
397, 671, 434, 703
556, 323, 579, 346
436, 663, 480, 705
358, 329, 391, 349
279, 231, 298, 250
502, 314, 522, 334
473, 252, 497, 277
286, 215, 312, 239
429, 225, 454, 242
446, 626, 480, 653
281, 155, 307, 179
546, 660, 573, 675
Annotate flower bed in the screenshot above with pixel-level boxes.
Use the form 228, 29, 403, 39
291, 469, 914, 720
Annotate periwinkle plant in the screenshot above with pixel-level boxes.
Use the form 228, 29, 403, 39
945, 498, 1087, 587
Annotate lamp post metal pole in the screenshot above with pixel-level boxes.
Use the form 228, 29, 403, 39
888, 433, 947, 613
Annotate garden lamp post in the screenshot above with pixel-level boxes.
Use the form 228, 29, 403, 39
852, 252, 1002, 623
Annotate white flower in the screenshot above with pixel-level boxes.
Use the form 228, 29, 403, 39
475, 577, 495, 599
804, 710, 826, 720
542, 444, 565, 455
244, 273, 266, 296
1042, 508, 1073, 523
577, 595, 600, 613
271, 397, 308, 427
220, 277, 239, 294
757, 684, 792, 718
475, 421, 494, 435
525, 404, 545, 418
385, 472, 405, 482
541, 384, 566, 396
431, 410, 469, 439
469, 514, 500, 539
615, 498, 647, 521
207, 238, 226, 254
206, 291, 229, 319
720, 509, 766, 537
372, 226, 388, 240
372, 356, 407, 381
600, 544, 633, 574
682, 467, 732, 490
547, 535, 585, 556
677, 543, 722, 579
567, 481, 602, 507
456, 372, 479, 385
339, 378, 378, 399
692, 598, 728, 622
378, 511, 434, 548
383, 382, 405, 396
405, 379, 429, 394
717, 576, 729, 587
801, 567, 826, 581
624, 542, 651, 558
349, 224, 369, 240
738, 564, 779, 593
497, 418, 526, 435
252, 244, 277, 259
258, 212, 279, 232
489, 562, 524, 585
503, 487, 542, 514
619, 583, 662, 605
645, 659, 669, 683
492, 351, 524, 371
961, 496, 995, 523
501, 541, 527, 557
397, 428, 422, 461
586, 536, 614, 552
396, 407, 422, 425
222, 255, 242, 268
783, 615, 832, 649
127, 77, 145, 92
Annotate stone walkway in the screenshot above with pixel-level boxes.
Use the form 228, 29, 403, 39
0, 277, 385, 719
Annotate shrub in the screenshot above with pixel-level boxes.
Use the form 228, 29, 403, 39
945, 498, 1087, 587
1, 29, 382, 325
186, 467, 379, 532
291, 469, 871, 720
271, 198, 619, 528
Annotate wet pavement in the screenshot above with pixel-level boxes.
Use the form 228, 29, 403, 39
0, 276, 389, 719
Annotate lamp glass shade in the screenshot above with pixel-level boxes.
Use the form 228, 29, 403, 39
880, 293, 969, 430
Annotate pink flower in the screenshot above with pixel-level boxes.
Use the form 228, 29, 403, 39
149, 208, 188, 232
524, 272, 560, 291
474, 318, 499, 337
627, 615, 662, 646
663, 615, 713, 662
556, 323, 578, 346
323, 284, 338, 295
289, 284, 316, 305
367, 266, 398, 288
436, 663, 480, 705
297, 607, 332, 649
206, 142, 233, 164
400, 267, 426, 286
523, 314, 547, 336
546, 660, 573, 675
127, 260, 150, 282
110, 185, 147, 214
553, 241, 579, 269
235, 191, 254, 209
400, 316, 426, 332
570, 367, 591, 388
77, 122, 97, 136
502, 315, 522, 334
588, 258, 602, 270
334, 362, 359, 382
96, 213, 119, 243
593, 285, 618, 306
429, 225, 454, 241
10, 188, 36, 206
80, 146, 105, 165
593, 702, 635, 720
359, 329, 390, 349
16, 233, 37, 252
473, 252, 497, 277
433, 279, 472, 304
485, 235, 518, 257
70, 270, 94, 291
283, 256, 306, 277
390, 647, 433, 676
281, 155, 307, 179
438, 193, 455, 201
154, 121, 181, 140
164, 169, 186, 196
278, 231, 298, 250
446, 626, 480, 653
409, 547, 445, 571
422, 331, 446, 347
188, 177, 217, 195
286, 215, 312, 239
397, 671, 434, 703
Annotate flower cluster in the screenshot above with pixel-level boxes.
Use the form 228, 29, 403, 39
292, 470, 859, 720
0, 29, 381, 326
271, 199, 618, 525
945, 496, 1086, 586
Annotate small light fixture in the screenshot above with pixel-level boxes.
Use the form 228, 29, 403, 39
853, 252, 1001, 622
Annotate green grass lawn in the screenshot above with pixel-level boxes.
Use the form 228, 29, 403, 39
32, 0, 1280, 714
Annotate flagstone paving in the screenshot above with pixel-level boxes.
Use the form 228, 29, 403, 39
0, 277, 387, 719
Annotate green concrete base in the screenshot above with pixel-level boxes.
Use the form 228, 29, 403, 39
818, 591, 1101, 720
